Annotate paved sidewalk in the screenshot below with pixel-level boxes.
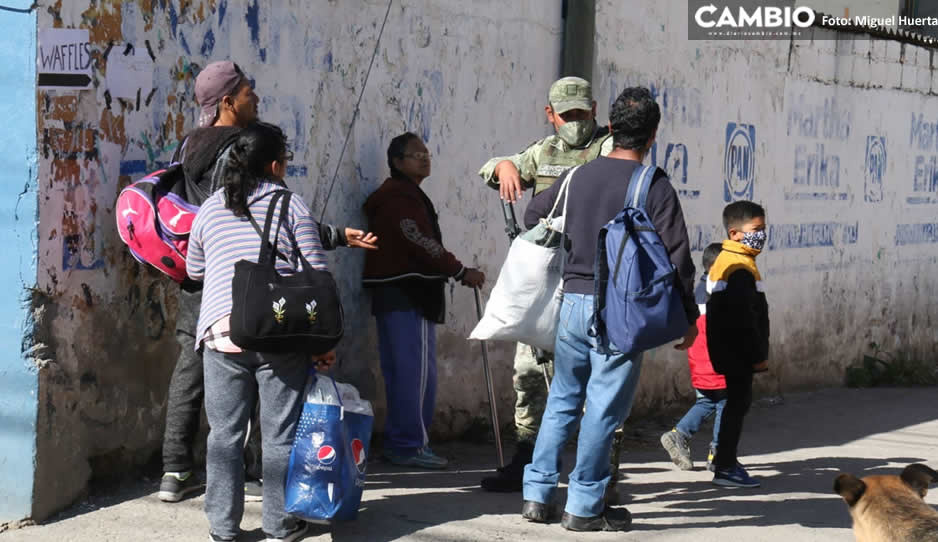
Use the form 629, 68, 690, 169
3, 387, 937, 541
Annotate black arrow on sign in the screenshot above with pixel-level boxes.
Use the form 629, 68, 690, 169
38, 73, 92, 87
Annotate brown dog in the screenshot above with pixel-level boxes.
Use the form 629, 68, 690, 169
834, 463, 938, 542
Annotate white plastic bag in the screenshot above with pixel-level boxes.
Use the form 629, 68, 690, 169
307, 375, 374, 417
469, 168, 577, 351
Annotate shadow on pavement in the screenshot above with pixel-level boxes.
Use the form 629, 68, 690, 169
625, 455, 930, 531
42, 476, 180, 524
736, 387, 938, 455
334, 487, 519, 542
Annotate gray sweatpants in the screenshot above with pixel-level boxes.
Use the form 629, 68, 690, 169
203, 348, 308, 539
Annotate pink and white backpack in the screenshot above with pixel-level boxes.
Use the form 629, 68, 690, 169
115, 163, 199, 283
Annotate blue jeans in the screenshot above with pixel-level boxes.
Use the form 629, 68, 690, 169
675, 388, 727, 450
522, 293, 643, 518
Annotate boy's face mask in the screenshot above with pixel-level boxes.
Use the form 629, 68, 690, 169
741, 230, 767, 251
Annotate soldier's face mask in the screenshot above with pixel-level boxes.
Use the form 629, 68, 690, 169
555, 117, 595, 147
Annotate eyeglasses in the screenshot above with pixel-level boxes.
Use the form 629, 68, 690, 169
404, 151, 431, 160
280, 150, 294, 162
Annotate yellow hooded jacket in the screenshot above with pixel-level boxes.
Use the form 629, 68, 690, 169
705, 240, 770, 374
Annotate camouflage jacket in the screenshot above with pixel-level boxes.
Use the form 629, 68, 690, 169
478, 124, 613, 194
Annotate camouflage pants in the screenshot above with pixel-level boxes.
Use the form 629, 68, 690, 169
512, 342, 554, 446
511, 343, 624, 485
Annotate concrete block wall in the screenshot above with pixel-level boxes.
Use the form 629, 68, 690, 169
593, 1, 938, 412
27, 0, 562, 520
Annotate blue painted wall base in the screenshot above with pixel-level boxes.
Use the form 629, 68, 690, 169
0, 0, 39, 523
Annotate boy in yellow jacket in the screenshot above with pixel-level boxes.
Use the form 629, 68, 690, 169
706, 201, 769, 488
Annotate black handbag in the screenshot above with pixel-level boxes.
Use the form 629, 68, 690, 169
229, 190, 343, 355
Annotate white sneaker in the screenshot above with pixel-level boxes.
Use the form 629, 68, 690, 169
264, 520, 309, 542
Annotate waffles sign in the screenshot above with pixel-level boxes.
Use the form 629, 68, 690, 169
38, 28, 93, 89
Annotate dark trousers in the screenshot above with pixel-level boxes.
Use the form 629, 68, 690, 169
713, 370, 753, 470
162, 289, 204, 473
162, 289, 263, 478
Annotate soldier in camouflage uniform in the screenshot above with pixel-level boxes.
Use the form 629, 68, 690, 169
478, 77, 624, 499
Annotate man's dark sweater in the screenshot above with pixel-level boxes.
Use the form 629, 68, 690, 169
524, 156, 699, 323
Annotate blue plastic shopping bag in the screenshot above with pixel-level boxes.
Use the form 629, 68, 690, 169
285, 373, 374, 521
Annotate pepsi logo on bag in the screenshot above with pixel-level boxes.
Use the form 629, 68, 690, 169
351, 439, 367, 475
316, 444, 337, 467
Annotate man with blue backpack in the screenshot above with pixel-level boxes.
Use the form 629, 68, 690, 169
519, 86, 699, 532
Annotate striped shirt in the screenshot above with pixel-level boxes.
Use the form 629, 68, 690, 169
187, 181, 329, 349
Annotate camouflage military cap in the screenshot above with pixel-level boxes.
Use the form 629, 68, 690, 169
548, 76, 593, 114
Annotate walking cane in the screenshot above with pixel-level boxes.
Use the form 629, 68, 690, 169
474, 286, 504, 468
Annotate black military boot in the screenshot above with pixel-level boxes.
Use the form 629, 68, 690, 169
605, 430, 625, 505
481, 441, 534, 492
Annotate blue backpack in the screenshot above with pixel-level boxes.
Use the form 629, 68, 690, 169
593, 165, 688, 356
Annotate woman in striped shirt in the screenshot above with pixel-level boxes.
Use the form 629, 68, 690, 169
187, 122, 355, 542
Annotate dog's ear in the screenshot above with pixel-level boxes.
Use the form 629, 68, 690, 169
900, 464, 938, 498
835, 473, 866, 506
